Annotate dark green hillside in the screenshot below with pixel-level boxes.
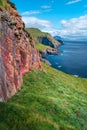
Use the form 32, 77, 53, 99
26, 28, 51, 51
26, 28, 60, 50
0, 63, 87, 130
26, 28, 49, 37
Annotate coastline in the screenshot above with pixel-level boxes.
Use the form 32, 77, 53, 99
45, 41, 87, 78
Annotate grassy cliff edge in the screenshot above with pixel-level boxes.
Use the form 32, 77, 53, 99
0, 63, 87, 130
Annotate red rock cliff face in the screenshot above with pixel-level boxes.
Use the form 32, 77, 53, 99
0, 6, 42, 101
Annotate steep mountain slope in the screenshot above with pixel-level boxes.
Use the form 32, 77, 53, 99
0, 0, 42, 101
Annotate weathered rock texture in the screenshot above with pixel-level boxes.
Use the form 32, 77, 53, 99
36, 36, 60, 48
0, 3, 42, 101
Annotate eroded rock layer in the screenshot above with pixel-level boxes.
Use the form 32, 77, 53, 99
0, 4, 42, 101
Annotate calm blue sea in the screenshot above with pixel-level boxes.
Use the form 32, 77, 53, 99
46, 41, 87, 78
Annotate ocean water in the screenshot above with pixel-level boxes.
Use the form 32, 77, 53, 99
46, 41, 87, 78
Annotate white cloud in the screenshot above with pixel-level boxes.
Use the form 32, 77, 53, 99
22, 10, 40, 16
22, 15, 87, 40
66, 0, 82, 5
21, 8, 52, 16
57, 15, 87, 40
41, 5, 51, 9
22, 16, 52, 30
22, 16, 58, 36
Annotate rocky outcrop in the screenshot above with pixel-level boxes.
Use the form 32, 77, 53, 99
46, 48, 59, 54
41, 59, 51, 66
26, 28, 61, 49
36, 36, 60, 48
0, 3, 42, 101
39, 48, 59, 58
39, 50, 47, 58
54, 36, 64, 44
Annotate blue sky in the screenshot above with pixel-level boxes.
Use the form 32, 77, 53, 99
11, 0, 87, 40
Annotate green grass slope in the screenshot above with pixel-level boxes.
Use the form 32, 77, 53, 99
0, 0, 16, 11
26, 28, 59, 51
26, 28, 51, 51
0, 63, 87, 130
26, 28, 49, 37
35, 41, 51, 51
0, 0, 5, 6
0, 0, 7, 10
